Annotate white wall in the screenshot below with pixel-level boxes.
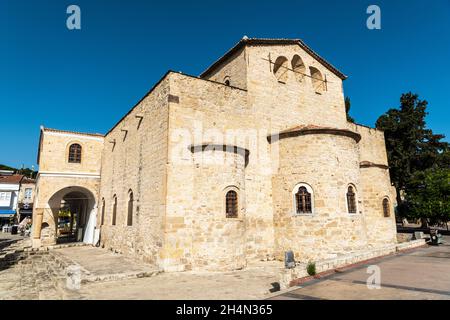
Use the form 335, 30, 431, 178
0, 184, 20, 210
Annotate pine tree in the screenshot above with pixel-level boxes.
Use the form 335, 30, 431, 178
375, 92, 449, 222
345, 97, 355, 123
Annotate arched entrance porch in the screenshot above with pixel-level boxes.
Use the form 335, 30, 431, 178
45, 186, 97, 245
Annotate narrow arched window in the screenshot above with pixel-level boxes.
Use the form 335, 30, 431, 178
101, 198, 105, 226
127, 191, 133, 226
112, 195, 117, 225
226, 190, 238, 218
68, 143, 82, 163
382, 198, 390, 217
309, 66, 325, 93
347, 186, 357, 214
295, 186, 312, 214
291, 55, 306, 82
273, 56, 289, 83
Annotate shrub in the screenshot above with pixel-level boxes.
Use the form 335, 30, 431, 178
306, 261, 316, 276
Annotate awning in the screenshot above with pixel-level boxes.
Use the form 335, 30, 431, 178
0, 209, 16, 216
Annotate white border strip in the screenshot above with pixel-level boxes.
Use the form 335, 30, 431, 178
39, 172, 101, 179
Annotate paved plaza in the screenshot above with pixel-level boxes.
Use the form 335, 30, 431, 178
270, 236, 450, 300
1, 234, 449, 300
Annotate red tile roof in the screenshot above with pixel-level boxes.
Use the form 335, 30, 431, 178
0, 174, 24, 184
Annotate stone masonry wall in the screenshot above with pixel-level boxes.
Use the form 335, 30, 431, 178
38, 131, 103, 174
272, 133, 367, 262
202, 46, 248, 90
161, 72, 265, 271
353, 125, 397, 246
33, 131, 104, 246
99, 76, 170, 266
33, 176, 100, 246
189, 149, 246, 271
245, 44, 347, 132
33, 40, 398, 271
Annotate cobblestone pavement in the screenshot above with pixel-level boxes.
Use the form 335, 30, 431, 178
269, 237, 450, 300
0, 235, 67, 300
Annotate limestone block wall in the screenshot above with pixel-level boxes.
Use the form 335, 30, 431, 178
202, 46, 248, 90
188, 148, 246, 271
360, 166, 397, 246
32, 40, 399, 271
350, 123, 390, 165
245, 44, 347, 132
33, 176, 100, 246
353, 124, 397, 246
163, 72, 275, 271
33, 129, 103, 246
99, 76, 170, 265
271, 132, 367, 262
38, 130, 103, 174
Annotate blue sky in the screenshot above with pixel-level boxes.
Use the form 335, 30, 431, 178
1, 0, 449, 168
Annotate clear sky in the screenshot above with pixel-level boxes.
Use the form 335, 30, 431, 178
1, 0, 449, 168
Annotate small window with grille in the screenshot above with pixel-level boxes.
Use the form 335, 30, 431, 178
347, 186, 357, 214
295, 186, 312, 214
225, 190, 238, 218
382, 198, 390, 217
68, 143, 82, 163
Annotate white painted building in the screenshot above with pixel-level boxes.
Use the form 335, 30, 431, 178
0, 171, 21, 224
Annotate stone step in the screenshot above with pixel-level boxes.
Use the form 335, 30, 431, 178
81, 269, 161, 284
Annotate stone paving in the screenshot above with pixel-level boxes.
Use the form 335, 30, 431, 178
52, 246, 160, 283
0, 234, 281, 300
2, 233, 450, 300
0, 235, 66, 300
74, 261, 282, 300
269, 236, 450, 300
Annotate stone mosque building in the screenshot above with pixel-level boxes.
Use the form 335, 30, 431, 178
32, 38, 397, 272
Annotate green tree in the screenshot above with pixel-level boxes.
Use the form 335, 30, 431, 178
0, 164, 37, 178
345, 97, 355, 123
0, 164, 16, 171
405, 167, 450, 227
375, 92, 449, 212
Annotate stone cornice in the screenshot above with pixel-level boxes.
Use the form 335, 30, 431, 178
267, 126, 361, 143
359, 161, 389, 169
189, 143, 250, 167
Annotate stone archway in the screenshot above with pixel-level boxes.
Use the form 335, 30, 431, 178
38, 186, 97, 246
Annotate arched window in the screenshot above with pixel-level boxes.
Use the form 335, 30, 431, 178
273, 56, 289, 83
291, 55, 306, 82
68, 143, 82, 163
382, 198, 390, 217
225, 190, 238, 218
101, 198, 105, 226
309, 66, 325, 93
127, 191, 133, 226
223, 76, 231, 86
293, 184, 313, 214
346, 186, 357, 214
112, 195, 117, 225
